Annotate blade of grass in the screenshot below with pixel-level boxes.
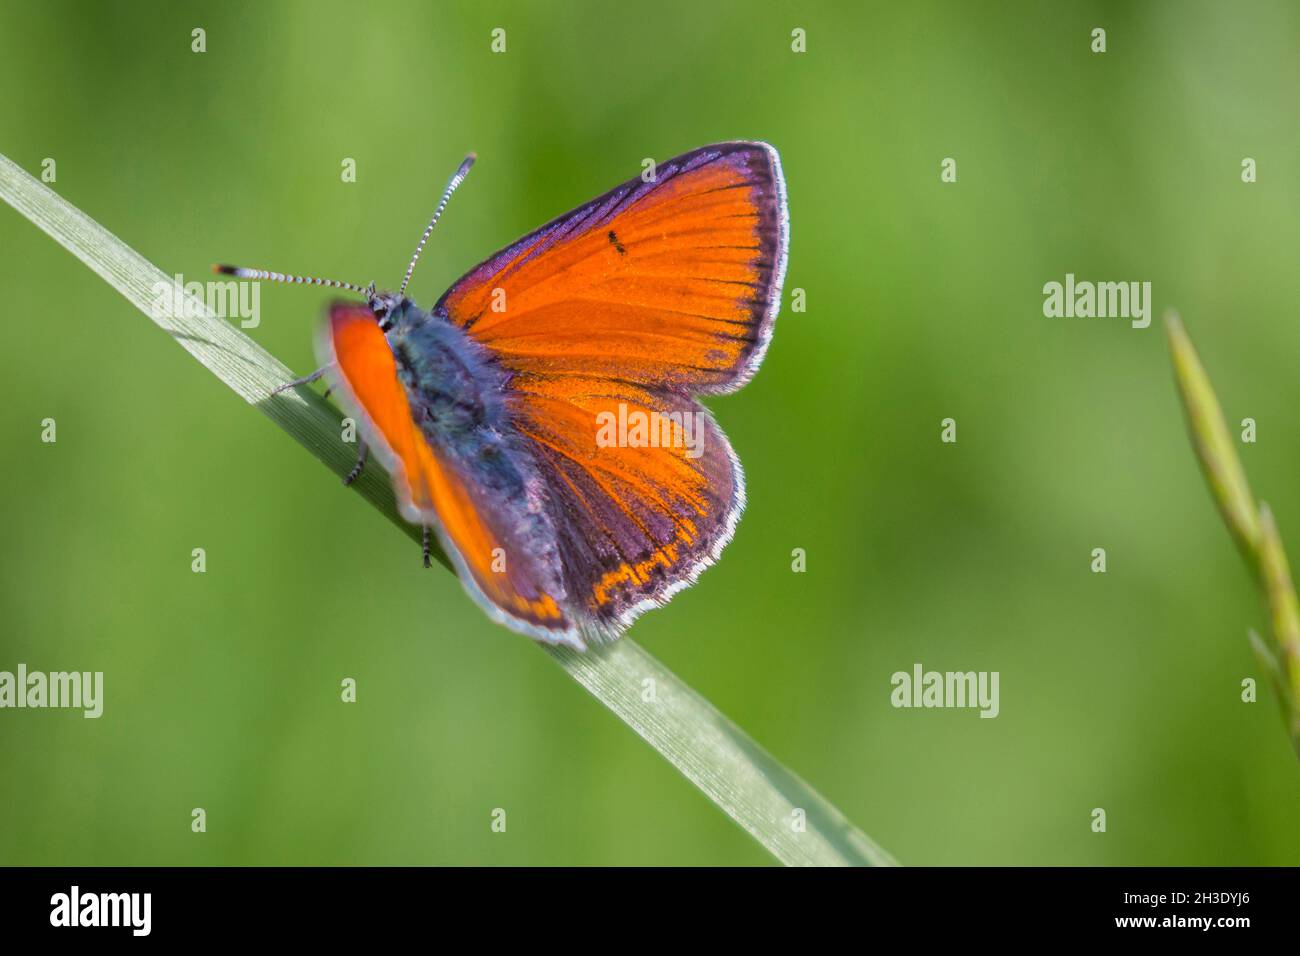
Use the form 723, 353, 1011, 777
0, 153, 897, 866
1165, 311, 1261, 563
1257, 506, 1300, 749
1165, 310, 1300, 757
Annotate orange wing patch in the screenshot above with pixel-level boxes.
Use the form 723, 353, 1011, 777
325, 307, 432, 514
506, 373, 743, 631
437, 142, 787, 396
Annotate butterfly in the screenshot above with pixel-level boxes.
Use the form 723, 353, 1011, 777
217, 142, 788, 649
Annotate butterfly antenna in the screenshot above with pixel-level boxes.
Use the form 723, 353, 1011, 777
211, 264, 372, 296
398, 152, 477, 298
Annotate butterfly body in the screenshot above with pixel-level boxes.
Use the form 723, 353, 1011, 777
387, 299, 509, 446
239, 142, 788, 649
373, 295, 572, 617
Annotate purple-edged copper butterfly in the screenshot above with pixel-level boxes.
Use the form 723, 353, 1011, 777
217, 143, 788, 649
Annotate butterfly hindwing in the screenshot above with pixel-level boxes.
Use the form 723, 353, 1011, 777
507, 373, 744, 635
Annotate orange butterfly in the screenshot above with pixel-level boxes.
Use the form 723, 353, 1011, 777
219, 142, 788, 649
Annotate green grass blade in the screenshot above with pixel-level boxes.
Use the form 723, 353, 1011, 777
549, 641, 898, 865
1164, 310, 1261, 562
1257, 506, 1300, 750
1165, 310, 1300, 758
0, 152, 897, 866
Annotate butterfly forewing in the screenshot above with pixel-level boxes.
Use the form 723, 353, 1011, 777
437, 142, 787, 395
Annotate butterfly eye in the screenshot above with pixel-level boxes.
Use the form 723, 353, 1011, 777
369, 294, 400, 330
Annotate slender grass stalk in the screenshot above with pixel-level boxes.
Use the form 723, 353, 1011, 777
1257, 507, 1300, 745
1165, 313, 1262, 564
1165, 311, 1300, 756
0, 153, 897, 866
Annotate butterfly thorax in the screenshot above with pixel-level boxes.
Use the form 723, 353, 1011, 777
384, 299, 511, 440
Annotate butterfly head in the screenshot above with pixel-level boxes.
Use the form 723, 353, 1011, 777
366, 288, 411, 331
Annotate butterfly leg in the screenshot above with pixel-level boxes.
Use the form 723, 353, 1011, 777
422, 526, 433, 569
343, 439, 369, 487
270, 365, 330, 396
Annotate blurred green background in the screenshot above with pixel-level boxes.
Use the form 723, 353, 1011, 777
2, 0, 1299, 866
